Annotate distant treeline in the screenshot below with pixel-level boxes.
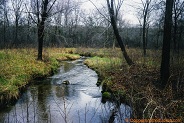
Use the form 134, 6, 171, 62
0, 0, 184, 50
0, 24, 184, 49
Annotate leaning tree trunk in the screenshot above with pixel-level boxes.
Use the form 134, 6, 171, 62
110, 15, 134, 66
160, 0, 174, 87
107, 0, 134, 66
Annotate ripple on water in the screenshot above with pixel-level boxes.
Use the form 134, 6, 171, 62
0, 58, 131, 123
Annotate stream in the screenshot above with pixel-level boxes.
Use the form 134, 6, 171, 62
0, 57, 131, 123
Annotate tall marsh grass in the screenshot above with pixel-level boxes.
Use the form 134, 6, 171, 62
0, 48, 80, 102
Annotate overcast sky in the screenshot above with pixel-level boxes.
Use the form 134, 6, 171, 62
80, 0, 142, 25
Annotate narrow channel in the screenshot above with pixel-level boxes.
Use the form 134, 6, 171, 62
0, 57, 131, 123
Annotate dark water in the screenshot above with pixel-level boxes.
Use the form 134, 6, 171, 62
0, 58, 131, 123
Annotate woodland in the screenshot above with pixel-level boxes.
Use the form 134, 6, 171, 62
0, 0, 183, 121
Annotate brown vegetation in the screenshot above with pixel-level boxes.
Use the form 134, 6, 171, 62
79, 48, 184, 120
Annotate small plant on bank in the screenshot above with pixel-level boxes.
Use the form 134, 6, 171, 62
102, 92, 111, 99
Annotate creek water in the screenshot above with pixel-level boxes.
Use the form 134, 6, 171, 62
0, 57, 131, 123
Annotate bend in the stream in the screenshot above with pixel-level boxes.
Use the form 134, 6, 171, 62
0, 57, 131, 123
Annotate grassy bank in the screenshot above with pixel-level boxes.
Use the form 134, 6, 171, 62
77, 48, 184, 120
0, 48, 80, 105
0, 47, 183, 120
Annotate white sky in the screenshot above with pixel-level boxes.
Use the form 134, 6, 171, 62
80, 0, 142, 25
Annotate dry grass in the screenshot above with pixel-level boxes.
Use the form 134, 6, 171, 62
79, 47, 184, 120
0, 47, 183, 120
0, 48, 80, 102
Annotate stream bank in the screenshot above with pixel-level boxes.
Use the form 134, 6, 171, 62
0, 48, 81, 109
0, 57, 131, 123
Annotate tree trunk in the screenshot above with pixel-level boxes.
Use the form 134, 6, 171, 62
37, 0, 49, 60
15, 17, 18, 45
107, 0, 134, 66
139, 25, 142, 47
37, 22, 44, 60
142, 0, 151, 56
110, 15, 134, 65
160, 0, 174, 87
173, 5, 177, 52
178, 23, 183, 55
27, 15, 30, 44
3, 18, 6, 48
146, 25, 149, 49
156, 26, 160, 49
143, 15, 147, 56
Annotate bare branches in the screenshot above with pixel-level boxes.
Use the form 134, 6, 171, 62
88, 0, 110, 23
24, 4, 37, 24
106, 0, 124, 21
47, 0, 57, 14
36, 0, 40, 23
115, 0, 124, 17
174, 0, 184, 19
11, 0, 24, 20
24, 0, 58, 25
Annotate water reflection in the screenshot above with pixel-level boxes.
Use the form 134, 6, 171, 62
0, 58, 131, 123
55, 85, 70, 97
62, 62, 75, 72
37, 80, 52, 123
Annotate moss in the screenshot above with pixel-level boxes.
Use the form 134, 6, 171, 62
102, 92, 111, 99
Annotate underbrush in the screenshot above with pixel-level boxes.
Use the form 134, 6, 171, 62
81, 48, 184, 120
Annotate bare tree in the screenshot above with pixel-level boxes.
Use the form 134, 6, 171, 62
29, 0, 57, 60
152, 0, 165, 49
160, 0, 174, 87
53, 1, 64, 26
137, 0, 154, 56
173, 0, 184, 53
106, 0, 134, 65
62, 0, 79, 26
0, 0, 5, 12
0, 0, 4, 18
0, 0, 9, 47
37, 0, 58, 60
62, 0, 79, 44
63, 0, 71, 26
51, 0, 81, 47
142, 0, 151, 56
11, 0, 23, 46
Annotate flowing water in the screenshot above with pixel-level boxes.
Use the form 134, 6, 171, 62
0, 57, 131, 123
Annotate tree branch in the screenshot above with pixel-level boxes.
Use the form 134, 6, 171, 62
89, 0, 110, 23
